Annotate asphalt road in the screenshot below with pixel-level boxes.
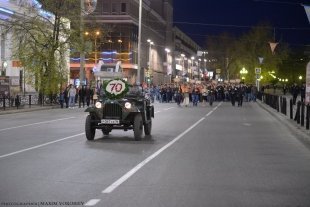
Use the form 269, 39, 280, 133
0, 101, 310, 207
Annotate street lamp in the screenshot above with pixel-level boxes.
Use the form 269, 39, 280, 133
85, 31, 100, 64
198, 58, 201, 80
240, 67, 248, 81
137, 0, 142, 84
191, 56, 195, 80
165, 48, 171, 83
181, 54, 185, 81
147, 39, 154, 85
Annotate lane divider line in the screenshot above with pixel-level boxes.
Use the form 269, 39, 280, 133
205, 102, 222, 117
102, 103, 221, 194
164, 107, 175, 111
0, 117, 76, 132
0, 133, 84, 159
84, 199, 101, 206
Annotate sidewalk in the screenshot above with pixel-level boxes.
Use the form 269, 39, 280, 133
0, 104, 60, 115
257, 98, 310, 148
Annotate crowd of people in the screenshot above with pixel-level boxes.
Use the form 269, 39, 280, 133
58, 81, 306, 109
59, 84, 95, 109
144, 82, 259, 107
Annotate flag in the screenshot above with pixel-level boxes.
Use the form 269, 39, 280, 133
269, 42, 278, 54
303, 4, 310, 24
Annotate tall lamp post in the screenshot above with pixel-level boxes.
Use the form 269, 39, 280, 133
147, 39, 153, 85
165, 48, 171, 83
85, 31, 100, 64
240, 67, 248, 81
204, 58, 207, 80
137, 0, 142, 85
181, 54, 185, 82
191, 56, 195, 80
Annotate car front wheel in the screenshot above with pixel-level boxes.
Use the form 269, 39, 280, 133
144, 120, 152, 135
85, 115, 95, 140
133, 114, 143, 141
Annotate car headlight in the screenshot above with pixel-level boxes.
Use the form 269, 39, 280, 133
95, 102, 102, 109
124, 102, 132, 109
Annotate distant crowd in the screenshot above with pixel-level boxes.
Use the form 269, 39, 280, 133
57, 81, 306, 109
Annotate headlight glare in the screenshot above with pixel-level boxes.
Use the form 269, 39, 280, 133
124, 102, 132, 109
95, 102, 102, 108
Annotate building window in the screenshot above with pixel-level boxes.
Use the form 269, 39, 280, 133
102, 3, 109, 14
121, 3, 127, 14
112, 3, 120, 15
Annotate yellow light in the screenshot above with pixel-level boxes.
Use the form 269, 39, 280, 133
96, 31, 100, 36
299, 76, 302, 80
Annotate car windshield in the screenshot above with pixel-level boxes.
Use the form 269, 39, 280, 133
126, 85, 144, 97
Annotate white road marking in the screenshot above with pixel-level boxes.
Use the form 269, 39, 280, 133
84, 199, 101, 206
0, 117, 76, 132
155, 111, 161, 113
0, 133, 84, 159
205, 102, 222, 117
164, 107, 175, 110
102, 103, 221, 194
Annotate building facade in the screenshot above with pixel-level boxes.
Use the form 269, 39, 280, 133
0, 0, 70, 96
173, 26, 201, 83
71, 0, 175, 85
0, 0, 24, 96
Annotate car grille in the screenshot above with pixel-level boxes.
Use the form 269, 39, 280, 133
103, 103, 122, 118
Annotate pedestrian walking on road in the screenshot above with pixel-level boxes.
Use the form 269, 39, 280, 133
68, 84, 76, 108
64, 86, 69, 108
59, 91, 64, 108
237, 85, 245, 107
291, 83, 299, 105
300, 82, 306, 103
229, 85, 237, 106
207, 85, 215, 106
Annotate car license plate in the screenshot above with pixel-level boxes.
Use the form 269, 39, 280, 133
101, 119, 120, 124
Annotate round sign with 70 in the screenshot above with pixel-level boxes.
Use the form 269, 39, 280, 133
105, 79, 126, 95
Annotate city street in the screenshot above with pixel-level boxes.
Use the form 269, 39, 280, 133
0, 102, 310, 207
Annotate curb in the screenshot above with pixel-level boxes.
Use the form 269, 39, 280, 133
0, 106, 59, 115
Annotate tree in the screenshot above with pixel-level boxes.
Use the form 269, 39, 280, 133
3, 0, 82, 97
232, 23, 289, 84
205, 23, 289, 84
206, 33, 237, 80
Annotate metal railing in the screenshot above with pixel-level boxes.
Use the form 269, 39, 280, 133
0, 94, 60, 110
261, 93, 309, 131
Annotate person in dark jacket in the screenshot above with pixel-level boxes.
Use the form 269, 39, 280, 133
64, 86, 69, 108
59, 91, 64, 108
291, 83, 299, 105
300, 83, 306, 103
229, 85, 237, 106
237, 85, 245, 107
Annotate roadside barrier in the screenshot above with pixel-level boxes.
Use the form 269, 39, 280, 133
262, 93, 309, 131
0, 94, 59, 110
280, 96, 287, 115
293, 101, 309, 130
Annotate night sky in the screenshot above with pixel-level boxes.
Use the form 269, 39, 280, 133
173, 0, 310, 48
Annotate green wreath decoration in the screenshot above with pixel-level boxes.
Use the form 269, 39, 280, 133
103, 78, 130, 100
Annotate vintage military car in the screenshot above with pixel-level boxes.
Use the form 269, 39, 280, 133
85, 63, 154, 141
